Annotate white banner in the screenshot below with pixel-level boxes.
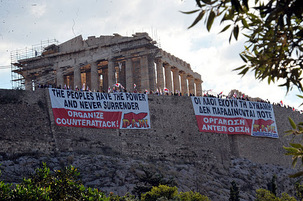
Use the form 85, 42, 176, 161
191, 96, 278, 138
49, 88, 150, 129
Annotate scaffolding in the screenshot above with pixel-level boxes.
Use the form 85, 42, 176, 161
10, 39, 59, 89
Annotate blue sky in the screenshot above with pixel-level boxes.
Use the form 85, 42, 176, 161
0, 0, 302, 108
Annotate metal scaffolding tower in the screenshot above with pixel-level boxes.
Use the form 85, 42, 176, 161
10, 39, 59, 89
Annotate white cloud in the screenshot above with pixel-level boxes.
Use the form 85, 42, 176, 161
0, 0, 301, 107
29, 3, 47, 18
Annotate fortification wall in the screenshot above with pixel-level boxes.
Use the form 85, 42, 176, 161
0, 89, 54, 154
231, 105, 302, 167
0, 89, 301, 200
0, 88, 298, 166
46, 89, 231, 172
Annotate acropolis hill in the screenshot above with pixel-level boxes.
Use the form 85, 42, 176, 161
3, 33, 303, 200
0, 88, 302, 200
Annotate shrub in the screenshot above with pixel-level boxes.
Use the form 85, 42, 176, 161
0, 164, 209, 201
255, 189, 296, 201
178, 191, 210, 201
141, 185, 210, 201
0, 162, 110, 201
229, 181, 239, 201
141, 185, 178, 201
132, 165, 176, 199
0, 181, 12, 201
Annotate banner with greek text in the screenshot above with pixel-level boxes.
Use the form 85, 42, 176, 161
49, 88, 150, 129
191, 97, 278, 138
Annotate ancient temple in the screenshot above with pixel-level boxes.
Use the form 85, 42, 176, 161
12, 33, 203, 95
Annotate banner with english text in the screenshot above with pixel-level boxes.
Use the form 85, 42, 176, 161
191, 97, 278, 138
49, 88, 150, 129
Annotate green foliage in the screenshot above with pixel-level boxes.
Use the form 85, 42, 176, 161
178, 191, 210, 201
294, 182, 303, 200
23, 162, 83, 200
229, 181, 239, 201
132, 165, 176, 198
0, 164, 209, 201
183, 0, 303, 93
10, 183, 51, 201
0, 181, 12, 201
284, 117, 303, 178
81, 186, 107, 201
256, 189, 279, 201
255, 189, 296, 201
141, 185, 210, 201
280, 193, 298, 201
141, 185, 178, 201
0, 162, 112, 201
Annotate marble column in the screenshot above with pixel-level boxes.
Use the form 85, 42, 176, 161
148, 56, 156, 92
180, 72, 188, 95
102, 69, 108, 92
86, 71, 91, 90
125, 58, 134, 92
74, 64, 81, 90
64, 76, 68, 88
24, 77, 32, 91
155, 58, 164, 91
188, 76, 195, 95
91, 62, 99, 91
140, 55, 150, 92
108, 59, 116, 91
195, 79, 203, 96
119, 62, 126, 89
164, 63, 172, 92
56, 65, 64, 89
68, 76, 74, 89
172, 67, 180, 93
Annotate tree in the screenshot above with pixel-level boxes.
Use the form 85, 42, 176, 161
0, 163, 111, 201
229, 180, 240, 201
141, 185, 178, 201
267, 175, 277, 196
255, 189, 296, 201
141, 185, 210, 201
132, 165, 176, 198
183, 0, 303, 92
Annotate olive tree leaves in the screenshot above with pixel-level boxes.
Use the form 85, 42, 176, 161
182, 0, 248, 43
182, 0, 303, 93
284, 117, 303, 178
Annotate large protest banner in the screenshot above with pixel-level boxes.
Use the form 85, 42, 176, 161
191, 97, 278, 138
49, 88, 150, 129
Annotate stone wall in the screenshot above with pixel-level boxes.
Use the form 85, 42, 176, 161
0, 89, 54, 154
0, 89, 301, 200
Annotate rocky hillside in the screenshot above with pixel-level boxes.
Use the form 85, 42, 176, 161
0, 89, 301, 200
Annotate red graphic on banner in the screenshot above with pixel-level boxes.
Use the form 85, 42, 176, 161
52, 108, 122, 129
122, 112, 149, 128
196, 115, 253, 135
253, 119, 276, 133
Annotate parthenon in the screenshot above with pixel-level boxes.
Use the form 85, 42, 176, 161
12, 33, 203, 95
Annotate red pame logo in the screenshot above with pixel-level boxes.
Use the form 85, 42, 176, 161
253, 119, 276, 133
122, 112, 149, 128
